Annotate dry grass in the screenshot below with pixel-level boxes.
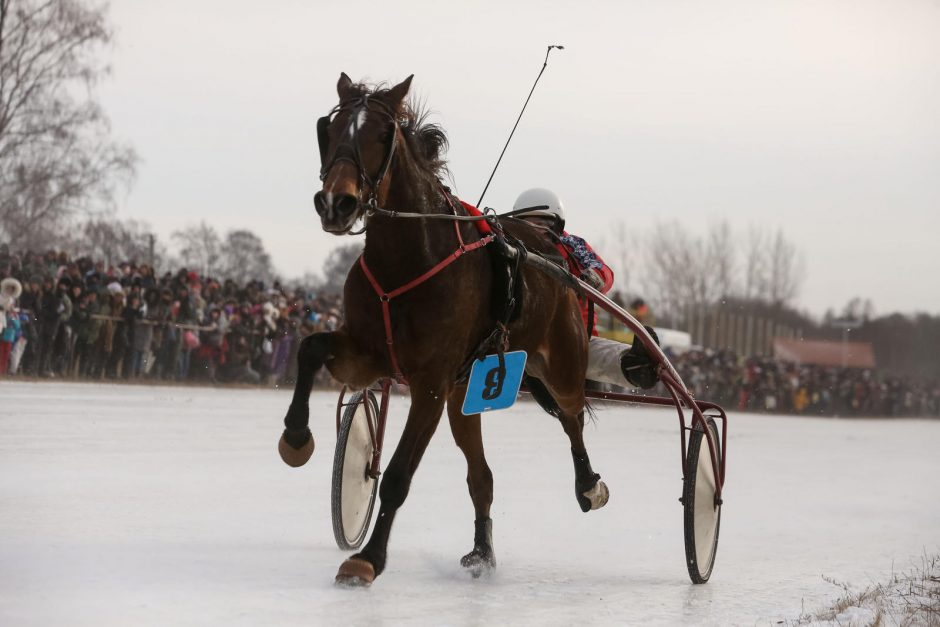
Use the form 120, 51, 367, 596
794, 552, 940, 626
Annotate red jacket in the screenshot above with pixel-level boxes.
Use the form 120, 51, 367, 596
555, 232, 614, 335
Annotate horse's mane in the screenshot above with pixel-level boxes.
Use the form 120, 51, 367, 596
345, 81, 450, 180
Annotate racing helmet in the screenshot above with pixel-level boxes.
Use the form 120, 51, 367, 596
512, 188, 565, 232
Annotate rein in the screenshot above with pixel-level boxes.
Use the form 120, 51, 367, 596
368, 204, 550, 223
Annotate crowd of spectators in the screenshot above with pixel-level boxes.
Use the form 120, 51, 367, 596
0, 245, 342, 386
3, 243, 939, 418
668, 348, 940, 418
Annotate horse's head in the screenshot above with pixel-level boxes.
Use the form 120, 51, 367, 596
313, 73, 413, 234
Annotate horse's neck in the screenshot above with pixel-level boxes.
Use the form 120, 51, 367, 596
362, 179, 459, 279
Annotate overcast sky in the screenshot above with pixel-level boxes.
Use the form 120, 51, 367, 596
97, 0, 939, 316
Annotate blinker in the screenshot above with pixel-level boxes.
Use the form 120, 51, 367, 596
316, 115, 331, 170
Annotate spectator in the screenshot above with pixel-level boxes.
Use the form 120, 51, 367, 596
1, 277, 23, 375
71, 290, 100, 377
3, 243, 933, 417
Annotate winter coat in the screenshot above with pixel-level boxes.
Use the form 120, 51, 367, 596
56, 292, 73, 323
73, 300, 100, 343
555, 232, 614, 335
132, 303, 154, 353
122, 302, 141, 349
100, 299, 126, 355
2, 312, 19, 343
39, 291, 59, 326
150, 302, 173, 348
94, 300, 112, 349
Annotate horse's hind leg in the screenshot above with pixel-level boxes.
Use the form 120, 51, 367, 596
446, 388, 496, 576
558, 408, 610, 512
336, 380, 447, 585
538, 370, 609, 513
278, 329, 383, 467
533, 302, 610, 513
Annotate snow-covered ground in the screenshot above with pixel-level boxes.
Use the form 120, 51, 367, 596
1, 381, 938, 626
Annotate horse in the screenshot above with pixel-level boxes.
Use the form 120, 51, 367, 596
277, 73, 609, 586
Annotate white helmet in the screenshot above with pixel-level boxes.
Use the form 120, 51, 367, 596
512, 188, 565, 231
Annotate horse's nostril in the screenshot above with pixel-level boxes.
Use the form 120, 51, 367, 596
335, 194, 359, 217
313, 192, 329, 217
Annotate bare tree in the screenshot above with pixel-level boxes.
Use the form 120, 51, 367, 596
705, 219, 736, 301
172, 221, 221, 277
601, 221, 639, 294
737, 225, 807, 309
219, 229, 275, 284
321, 242, 363, 294
765, 228, 805, 308
69, 217, 163, 267
640, 220, 703, 323
0, 0, 136, 248
639, 219, 805, 324
840, 297, 875, 323
290, 271, 323, 292
742, 226, 767, 301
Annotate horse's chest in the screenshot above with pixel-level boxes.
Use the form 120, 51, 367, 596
345, 270, 476, 355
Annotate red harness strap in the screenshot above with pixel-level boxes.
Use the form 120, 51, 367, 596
459, 200, 492, 235
358, 194, 494, 384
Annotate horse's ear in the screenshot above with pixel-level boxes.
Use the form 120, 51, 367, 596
386, 74, 414, 110
337, 72, 353, 99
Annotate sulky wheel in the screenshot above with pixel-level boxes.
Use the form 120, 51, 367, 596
682, 417, 722, 584
331, 390, 380, 550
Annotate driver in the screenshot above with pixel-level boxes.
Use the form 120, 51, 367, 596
512, 188, 659, 390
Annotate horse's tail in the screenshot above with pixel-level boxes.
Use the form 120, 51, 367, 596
583, 397, 598, 425
525, 375, 597, 424
524, 375, 562, 419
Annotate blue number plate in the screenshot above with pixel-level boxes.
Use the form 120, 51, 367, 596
461, 351, 528, 415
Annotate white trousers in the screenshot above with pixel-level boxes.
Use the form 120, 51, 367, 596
586, 336, 631, 388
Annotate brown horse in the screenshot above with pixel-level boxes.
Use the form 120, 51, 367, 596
278, 73, 609, 585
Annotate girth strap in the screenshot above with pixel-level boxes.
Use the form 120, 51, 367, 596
358, 193, 494, 384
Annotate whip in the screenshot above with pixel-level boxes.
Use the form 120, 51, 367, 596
476, 45, 565, 207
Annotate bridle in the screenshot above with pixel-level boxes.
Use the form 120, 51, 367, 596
317, 94, 399, 216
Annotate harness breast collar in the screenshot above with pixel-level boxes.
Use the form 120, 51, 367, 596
357, 191, 494, 384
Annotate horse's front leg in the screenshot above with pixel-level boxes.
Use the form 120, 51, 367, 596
335, 380, 447, 586
446, 388, 496, 577
278, 329, 384, 467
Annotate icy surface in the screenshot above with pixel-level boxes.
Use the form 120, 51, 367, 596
1, 381, 938, 626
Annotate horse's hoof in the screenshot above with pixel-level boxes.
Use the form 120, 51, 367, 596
581, 480, 609, 511
460, 549, 496, 579
278, 430, 314, 467
335, 557, 375, 587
